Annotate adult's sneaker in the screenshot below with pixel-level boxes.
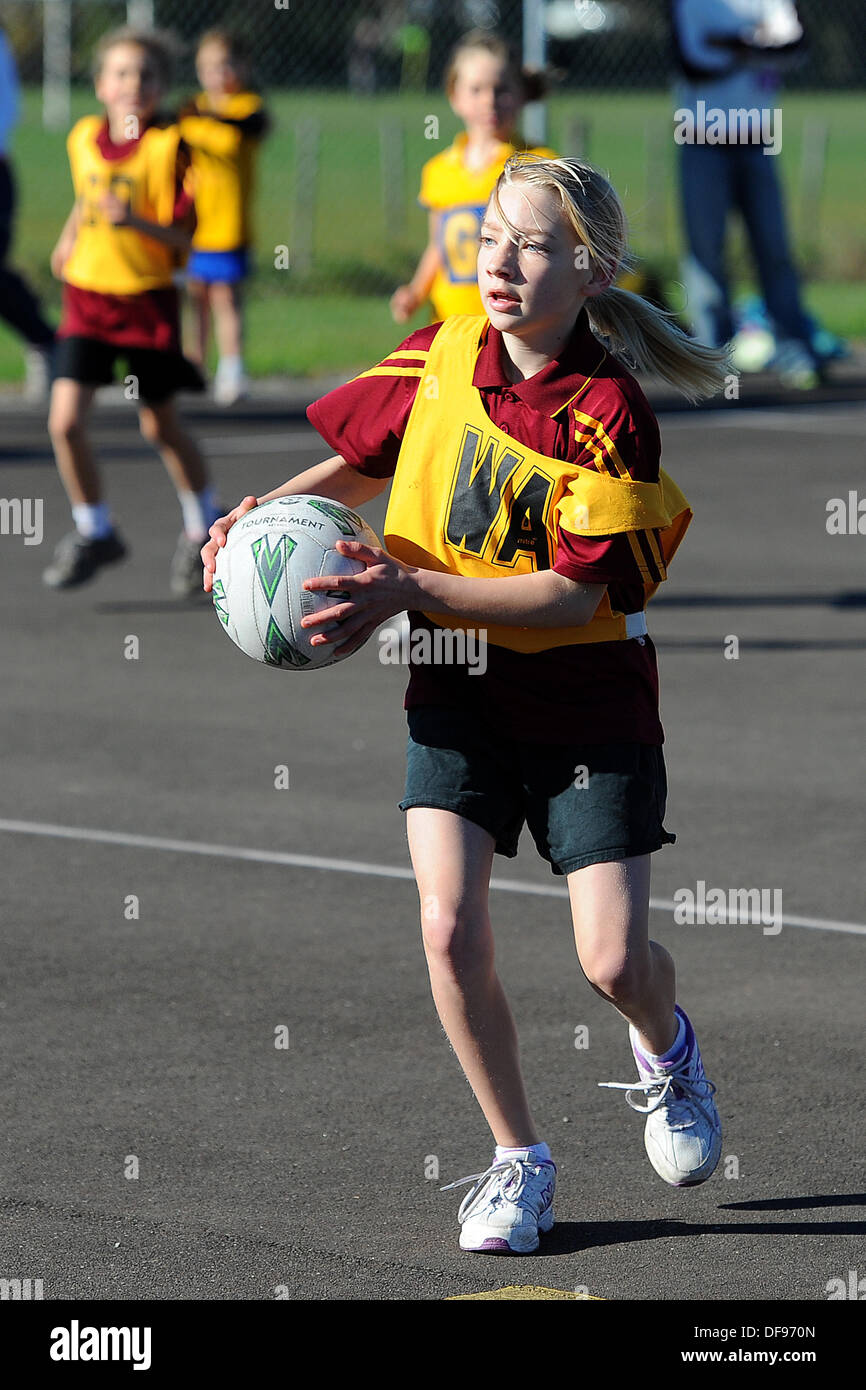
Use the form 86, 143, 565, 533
441, 1153, 556, 1254
43, 530, 127, 589
599, 1005, 722, 1187
772, 339, 821, 391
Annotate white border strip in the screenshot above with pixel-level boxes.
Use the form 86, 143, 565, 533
199, 430, 319, 454
1, 817, 864, 936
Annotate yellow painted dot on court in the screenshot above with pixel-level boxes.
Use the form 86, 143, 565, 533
447, 1285, 603, 1300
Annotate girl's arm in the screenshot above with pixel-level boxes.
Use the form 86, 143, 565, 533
99, 190, 193, 250
408, 566, 606, 630
200, 455, 390, 593
390, 213, 441, 323
301, 544, 607, 657
50, 202, 81, 278
255, 455, 389, 510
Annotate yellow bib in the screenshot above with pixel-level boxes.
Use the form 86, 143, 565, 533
419, 136, 557, 320
63, 116, 182, 294
382, 315, 692, 653
181, 92, 263, 251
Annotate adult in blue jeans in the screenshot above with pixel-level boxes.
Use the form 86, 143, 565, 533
671, 0, 824, 386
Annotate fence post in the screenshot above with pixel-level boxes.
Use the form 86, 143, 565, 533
799, 116, 829, 273
564, 116, 591, 158
380, 118, 405, 243
644, 121, 667, 261
293, 117, 320, 278
42, 0, 71, 131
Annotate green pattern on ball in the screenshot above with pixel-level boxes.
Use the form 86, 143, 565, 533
306, 499, 361, 536
264, 615, 310, 668
252, 533, 296, 605
212, 578, 230, 627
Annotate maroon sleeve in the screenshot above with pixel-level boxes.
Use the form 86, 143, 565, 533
173, 139, 194, 220
553, 380, 665, 587
306, 323, 441, 479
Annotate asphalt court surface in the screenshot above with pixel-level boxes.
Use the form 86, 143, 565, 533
0, 386, 864, 1304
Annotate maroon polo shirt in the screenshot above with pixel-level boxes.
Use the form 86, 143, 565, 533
307, 312, 671, 746
58, 117, 194, 352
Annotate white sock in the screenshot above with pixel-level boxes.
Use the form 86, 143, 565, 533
495, 1141, 552, 1165
72, 501, 113, 540
178, 486, 221, 541
641, 1012, 686, 1067
216, 355, 244, 378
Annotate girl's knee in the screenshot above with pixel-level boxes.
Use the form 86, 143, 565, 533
139, 404, 180, 447
48, 406, 86, 446
138, 407, 161, 445
420, 902, 493, 979
577, 944, 646, 1004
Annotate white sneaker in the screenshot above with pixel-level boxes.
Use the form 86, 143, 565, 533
213, 358, 249, 406
24, 344, 53, 403
599, 1006, 722, 1187
442, 1154, 556, 1254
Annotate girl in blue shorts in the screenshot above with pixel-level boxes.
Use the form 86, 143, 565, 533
203, 155, 728, 1255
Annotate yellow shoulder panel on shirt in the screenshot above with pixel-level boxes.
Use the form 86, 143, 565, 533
354, 366, 425, 381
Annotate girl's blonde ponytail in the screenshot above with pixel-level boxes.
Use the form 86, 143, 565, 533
587, 286, 729, 403
495, 155, 729, 402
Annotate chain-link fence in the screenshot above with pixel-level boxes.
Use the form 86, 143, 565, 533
1, 0, 864, 366
3, 0, 866, 91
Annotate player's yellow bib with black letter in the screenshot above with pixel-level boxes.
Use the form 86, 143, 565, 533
383, 315, 692, 653
419, 136, 556, 319
180, 91, 264, 251
63, 117, 183, 294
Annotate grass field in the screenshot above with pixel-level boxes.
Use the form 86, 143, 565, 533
1, 87, 864, 382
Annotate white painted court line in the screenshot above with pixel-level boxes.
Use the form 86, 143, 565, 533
1, 817, 864, 937
199, 430, 320, 454
662, 406, 866, 435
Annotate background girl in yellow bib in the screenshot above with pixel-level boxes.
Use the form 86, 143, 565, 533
180, 30, 270, 405
390, 29, 554, 326
204, 155, 727, 1255
44, 28, 220, 596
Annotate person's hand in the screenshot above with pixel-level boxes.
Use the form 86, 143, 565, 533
299, 539, 421, 659
390, 284, 418, 324
201, 495, 259, 593
100, 191, 132, 225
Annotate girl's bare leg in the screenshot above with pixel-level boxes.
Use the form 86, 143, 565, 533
406, 807, 540, 1147
568, 855, 677, 1057
185, 277, 211, 368
210, 280, 243, 360
138, 398, 209, 495
47, 378, 100, 505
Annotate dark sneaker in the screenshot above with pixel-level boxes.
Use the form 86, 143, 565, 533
170, 532, 207, 597
43, 530, 127, 589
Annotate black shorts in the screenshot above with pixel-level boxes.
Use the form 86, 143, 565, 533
400, 705, 675, 875
53, 336, 205, 404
